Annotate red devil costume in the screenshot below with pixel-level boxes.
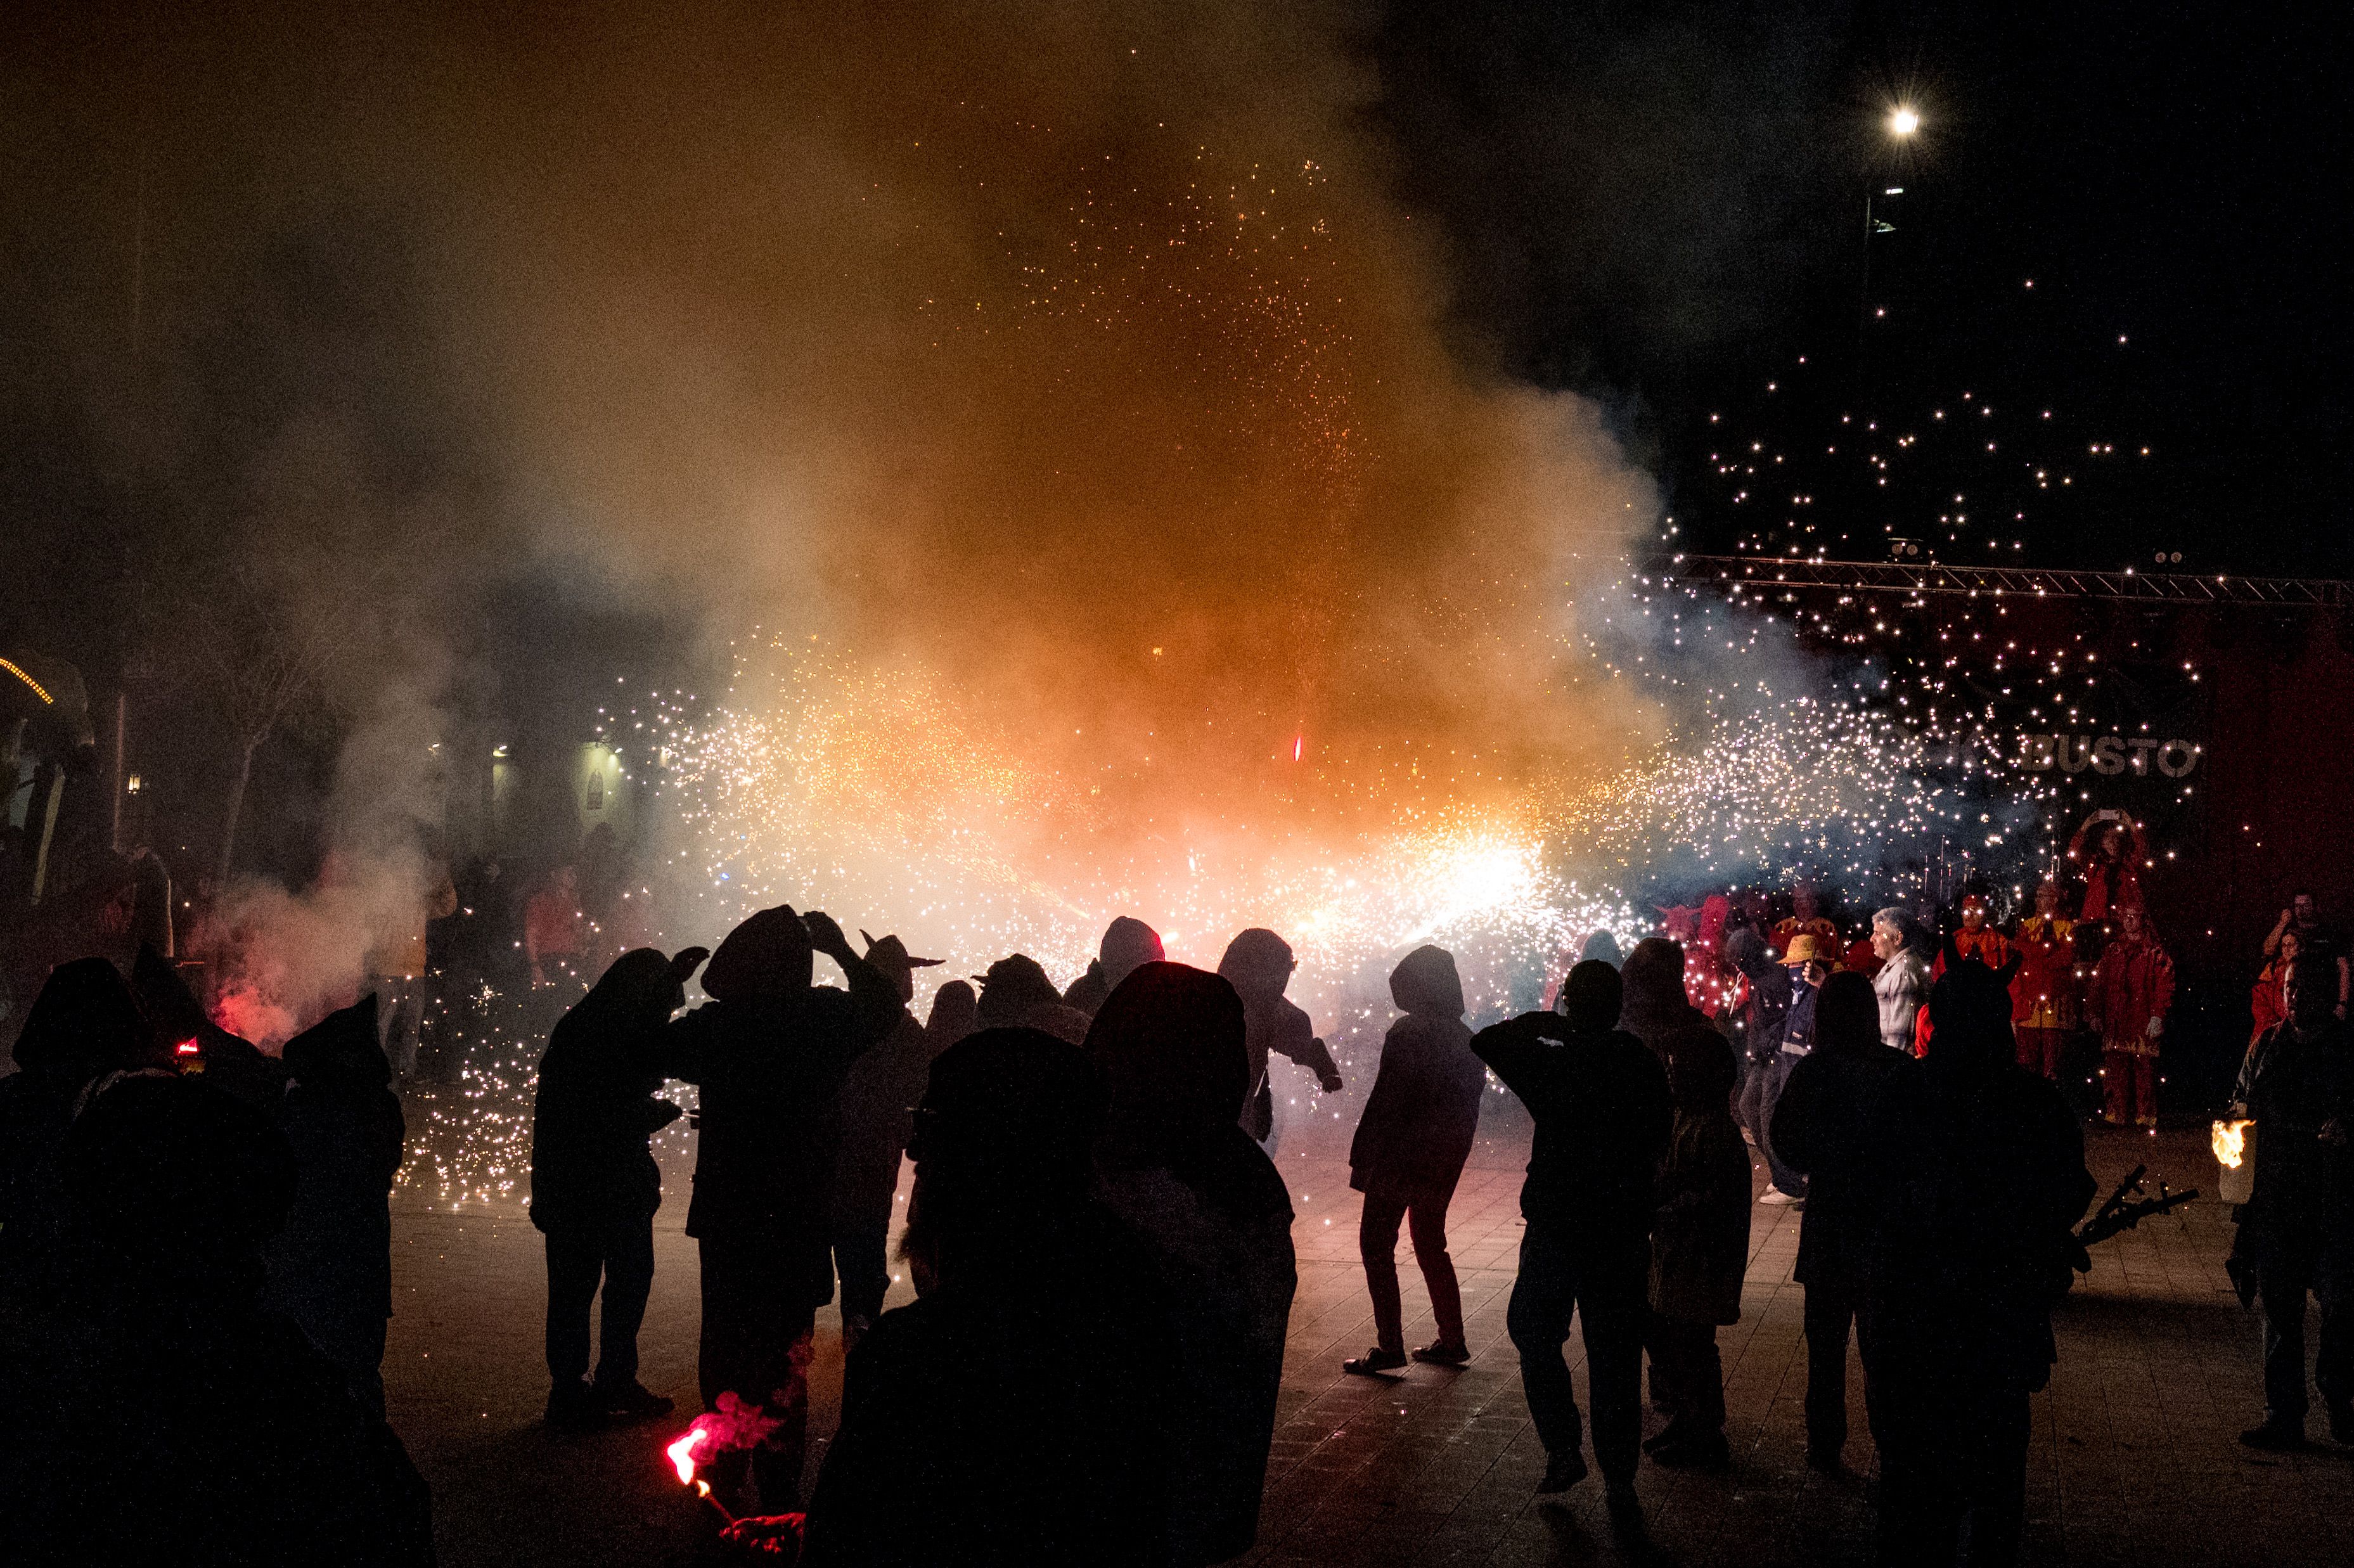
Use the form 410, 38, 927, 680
2010, 894, 2080, 1080
2088, 916, 2175, 1126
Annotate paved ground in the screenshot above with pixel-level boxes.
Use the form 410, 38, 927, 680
384, 1089, 2352, 1567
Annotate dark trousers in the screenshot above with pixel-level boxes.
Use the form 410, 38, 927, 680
1645, 1313, 1725, 1437
2260, 1230, 2354, 1425
1360, 1188, 1466, 1353
1875, 1382, 2031, 1568
698, 1235, 818, 1510
1758, 1051, 1808, 1198
1803, 1278, 1881, 1456
544, 1224, 655, 1390
832, 1214, 892, 1324
1506, 1224, 1647, 1482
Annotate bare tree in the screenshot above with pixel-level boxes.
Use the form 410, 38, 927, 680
182, 560, 368, 882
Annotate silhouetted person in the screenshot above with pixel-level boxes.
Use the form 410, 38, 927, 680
2235, 966, 2354, 1449
129, 942, 288, 1110
1769, 970, 1901, 1470
1062, 915, 1165, 1017
262, 995, 407, 1418
4, 1074, 433, 1567
1473, 961, 1671, 1512
1581, 929, 1625, 969
0, 958, 155, 1292
1643, 1025, 1749, 1470
974, 954, 1091, 1044
1086, 961, 1294, 1567
531, 946, 707, 1429
1216, 928, 1342, 1147
1619, 935, 1706, 1057
1727, 927, 1792, 1143
925, 978, 978, 1054
658, 905, 901, 1512
1344, 944, 1481, 1373
769, 1028, 1176, 1567
1863, 941, 2092, 1567
832, 934, 945, 1346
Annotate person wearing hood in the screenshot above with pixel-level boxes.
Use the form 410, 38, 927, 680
656, 905, 902, 1513
1862, 939, 2092, 1567
1768, 970, 1905, 1470
758, 1028, 1177, 1568
130, 942, 288, 1110
1061, 916, 1165, 1018
1643, 1025, 1749, 1471
531, 946, 707, 1429
1086, 962, 1294, 1568
925, 979, 978, 1055
262, 995, 409, 1418
5, 1074, 435, 1567
832, 933, 946, 1348
2087, 904, 2175, 1128
1619, 937, 1709, 1058
1472, 961, 1671, 1512
1216, 928, 1342, 1149
974, 954, 1093, 1045
0, 957, 158, 1297
1342, 945, 1483, 1375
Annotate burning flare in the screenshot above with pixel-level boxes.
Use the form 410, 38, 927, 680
666, 1422, 712, 1486
2211, 1119, 2251, 1169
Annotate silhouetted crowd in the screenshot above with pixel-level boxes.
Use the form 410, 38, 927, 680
3, 876, 2349, 1568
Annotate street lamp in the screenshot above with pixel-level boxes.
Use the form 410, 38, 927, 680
1889, 106, 1920, 137
1860, 108, 1921, 350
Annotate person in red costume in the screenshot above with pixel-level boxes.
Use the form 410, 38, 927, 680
2087, 904, 2175, 1126
2249, 928, 2299, 1050
2068, 809, 2147, 924
1936, 896, 2014, 975
2010, 882, 2080, 1080
1772, 884, 1840, 972
1682, 894, 1740, 1020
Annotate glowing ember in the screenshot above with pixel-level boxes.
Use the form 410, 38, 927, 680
2211, 1119, 2251, 1169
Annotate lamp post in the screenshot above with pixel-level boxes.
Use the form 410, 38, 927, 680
1859, 106, 1921, 359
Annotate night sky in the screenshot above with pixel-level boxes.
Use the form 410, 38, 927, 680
1376, 0, 2353, 575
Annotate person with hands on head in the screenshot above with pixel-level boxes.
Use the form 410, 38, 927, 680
1216, 928, 1342, 1148
656, 906, 903, 1513
1473, 960, 1671, 1519
531, 944, 708, 1429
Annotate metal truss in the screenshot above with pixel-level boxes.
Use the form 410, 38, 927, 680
1663, 555, 2354, 606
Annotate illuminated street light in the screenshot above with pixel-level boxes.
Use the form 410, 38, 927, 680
1889, 106, 1920, 136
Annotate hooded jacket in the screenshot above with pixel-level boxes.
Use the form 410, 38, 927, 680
531, 949, 684, 1237
1348, 946, 1484, 1204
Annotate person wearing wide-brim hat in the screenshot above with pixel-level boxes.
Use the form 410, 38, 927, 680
1758, 934, 1831, 1206
832, 931, 947, 1346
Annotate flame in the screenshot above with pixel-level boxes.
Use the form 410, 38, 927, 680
695, 1481, 712, 1500
666, 1422, 711, 1486
2212, 1118, 2251, 1169
174, 1038, 200, 1056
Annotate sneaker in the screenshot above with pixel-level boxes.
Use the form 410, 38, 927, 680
1536, 1449, 1588, 1493
595, 1380, 676, 1423
1758, 1188, 1804, 1207
544, 1380, 605, 1430
1342, 1346, 1408, 1376
1412, 1340, 1470, 1366
2239, 1420, 2305, 1451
